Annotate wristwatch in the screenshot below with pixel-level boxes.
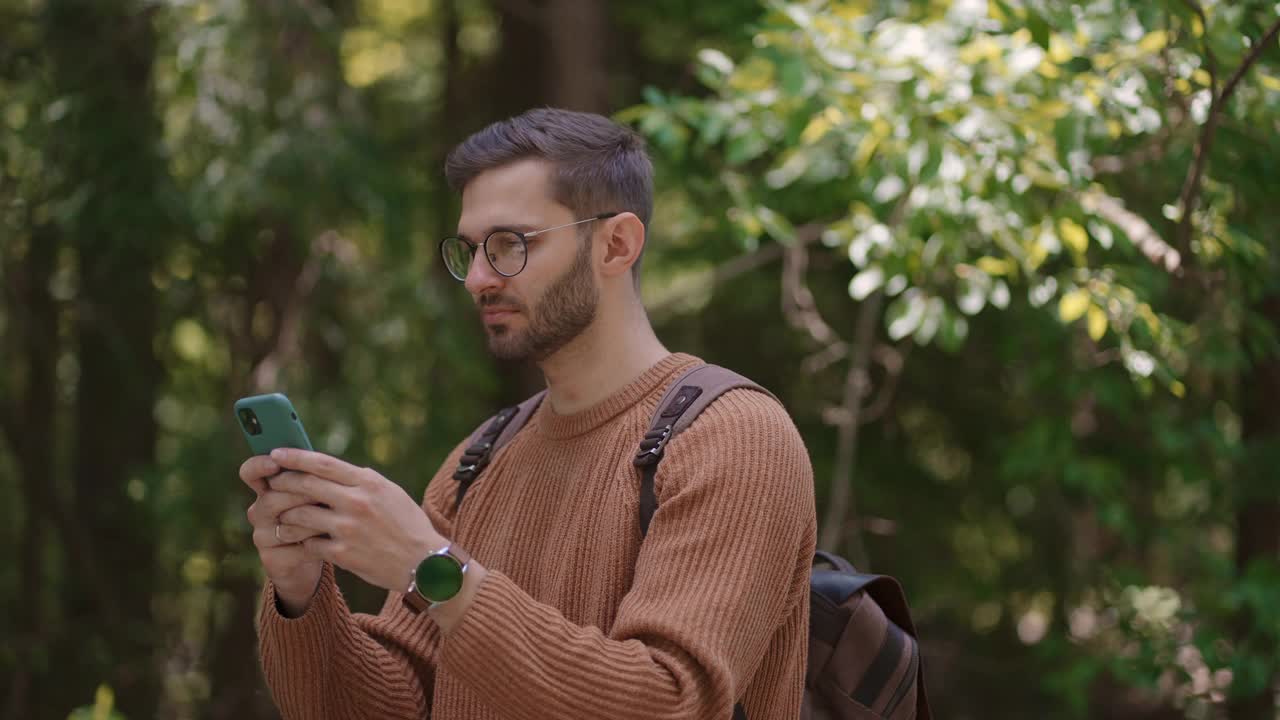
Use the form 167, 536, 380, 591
402, 542, 472, 613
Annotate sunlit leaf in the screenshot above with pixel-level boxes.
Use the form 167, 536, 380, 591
1087, 305, 1108, 341
1137, 30, 1168, 53
1059, 289, 1090, 323
1058, 218, 1089, 255
849, 265, 884, 300
977, 256, 1014, 276
886, 290, 926, 340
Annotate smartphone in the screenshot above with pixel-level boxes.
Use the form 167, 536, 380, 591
234, 393, 314, 456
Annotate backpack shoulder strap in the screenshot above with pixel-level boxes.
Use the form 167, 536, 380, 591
452, 389, 546, 512
632, 363, 773, 720
632, 364, 778, 536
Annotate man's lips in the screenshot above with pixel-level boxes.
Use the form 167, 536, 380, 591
481, 308, 520, 323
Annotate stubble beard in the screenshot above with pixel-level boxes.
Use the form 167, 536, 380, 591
484, 237, 598, 363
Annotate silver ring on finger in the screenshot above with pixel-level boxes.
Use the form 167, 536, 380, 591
275, 522, 283, 543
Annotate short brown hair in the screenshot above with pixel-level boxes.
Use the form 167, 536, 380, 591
445, 108, 654, 279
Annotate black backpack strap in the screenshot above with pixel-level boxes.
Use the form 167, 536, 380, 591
632, 364, 778, 536
452, 390, 546, 512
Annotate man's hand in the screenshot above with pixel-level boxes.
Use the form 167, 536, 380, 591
266, 448, 445, 594
241, 456, 326, 617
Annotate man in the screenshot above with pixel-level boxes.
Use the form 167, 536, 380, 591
241, 108, 817, 719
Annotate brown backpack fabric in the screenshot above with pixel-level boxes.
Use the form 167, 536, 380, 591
806, 552, 930, 720
452, 363, 931, 720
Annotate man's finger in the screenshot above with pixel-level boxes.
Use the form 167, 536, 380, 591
260, 541, 316, 567
239, 455, 281, 495
269, 448, 365, 487
247, 489, 314, 529
278, 503, 340, 536
253, 522, 328, 549
267, 471, 355, 509
276, 523, 328, 545
301, 535, 344, 564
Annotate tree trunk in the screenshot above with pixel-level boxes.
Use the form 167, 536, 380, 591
2, 223, 60, 719
545, 0, 610, 112
45, 0, 170, 714
1230, 293, 1280, 720
202, 3, 350, 715
206, 219, 311, 720
491, 0, 550, 120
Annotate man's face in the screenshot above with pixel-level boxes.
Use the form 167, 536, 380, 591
456, 159, 599, 363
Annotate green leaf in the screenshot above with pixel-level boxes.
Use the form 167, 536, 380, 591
725, 130, 769, 164
1028, 12, 1051, 50
779, 56, 808, 96
1065, 56, 1093, 73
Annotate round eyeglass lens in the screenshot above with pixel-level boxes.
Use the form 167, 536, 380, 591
441, 238, 474, 280
486, 231, 526, 276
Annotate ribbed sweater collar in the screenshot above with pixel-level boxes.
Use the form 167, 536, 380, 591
533, 353, 702, 440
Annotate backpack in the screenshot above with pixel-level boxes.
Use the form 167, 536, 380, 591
450, 364, 932, 720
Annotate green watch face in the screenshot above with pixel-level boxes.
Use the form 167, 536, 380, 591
415, 552, 464, 602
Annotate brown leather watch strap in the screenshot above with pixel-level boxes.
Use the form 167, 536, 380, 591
403, 585, 431, 613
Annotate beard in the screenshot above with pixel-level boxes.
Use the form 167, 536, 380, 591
481, 236, 598, 363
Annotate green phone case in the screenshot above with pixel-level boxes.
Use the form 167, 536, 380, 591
234, 393, 314, 456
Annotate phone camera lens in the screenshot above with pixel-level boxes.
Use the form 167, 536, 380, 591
240, 409, 263, 436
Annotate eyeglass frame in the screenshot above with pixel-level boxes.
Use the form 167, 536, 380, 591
439, 211, 621, 281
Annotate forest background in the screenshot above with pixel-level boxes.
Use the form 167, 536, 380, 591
2, 0, 1279, 718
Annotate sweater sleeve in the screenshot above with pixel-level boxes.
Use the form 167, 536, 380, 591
257, 563, 442, 719
437, 390, 817, 720
256, 441, 472, 719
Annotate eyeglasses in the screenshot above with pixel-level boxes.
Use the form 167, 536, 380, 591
439, 212, 619, 281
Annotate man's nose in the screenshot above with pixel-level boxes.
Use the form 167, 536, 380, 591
464, 250, 504, 298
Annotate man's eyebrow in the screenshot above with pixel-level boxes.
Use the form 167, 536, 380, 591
455, 223, 539, 241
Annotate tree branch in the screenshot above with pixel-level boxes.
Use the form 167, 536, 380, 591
800, 340, 849, 375
1081, 188, 1182, 274
857, 343, 909, 427
1217, 19, 1279, 107
807, 190, 914, 564
821, 343, 909, 427
781, 226, 842, 348
817, 289, 882, 566
1176, 17, 1280, 250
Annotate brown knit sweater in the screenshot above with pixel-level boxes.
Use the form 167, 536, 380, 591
257, 353, 817, 719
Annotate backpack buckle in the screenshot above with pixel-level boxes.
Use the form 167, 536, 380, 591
633, 425, 673, 467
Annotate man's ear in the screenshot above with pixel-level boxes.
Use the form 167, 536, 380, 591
598, 212, 645, 280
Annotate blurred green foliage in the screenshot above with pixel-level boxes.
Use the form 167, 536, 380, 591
632, 1, 1280, 718
2, 1, 1278, 719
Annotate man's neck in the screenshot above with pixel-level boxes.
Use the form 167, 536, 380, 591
538, 300, 669, 416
